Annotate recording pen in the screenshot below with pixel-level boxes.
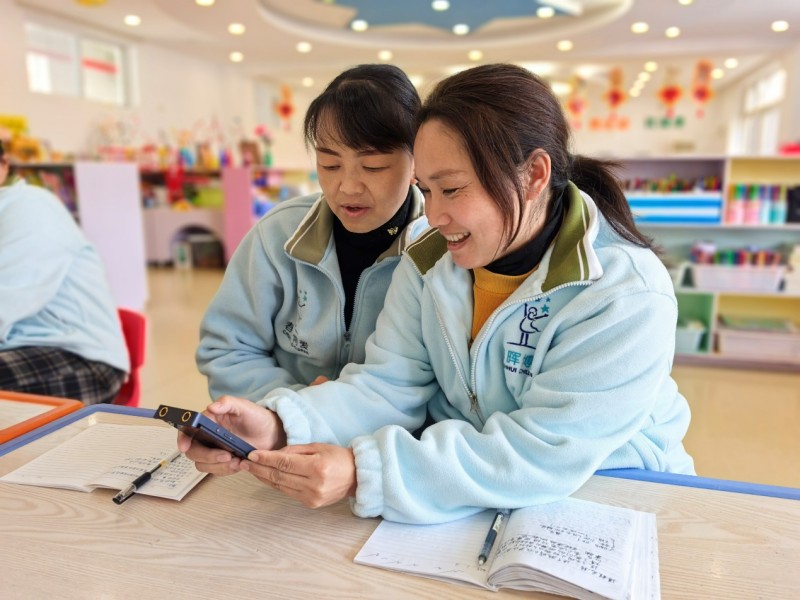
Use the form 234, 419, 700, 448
477, 508, 511, 566
112, 450, 182, 505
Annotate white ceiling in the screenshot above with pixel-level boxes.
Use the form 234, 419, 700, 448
14, 0, 800, 93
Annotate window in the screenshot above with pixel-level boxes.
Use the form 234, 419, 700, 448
728, 67, 786, 155
25, 22, 129, 106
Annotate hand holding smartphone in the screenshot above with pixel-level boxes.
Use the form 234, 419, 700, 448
154, 404, 256, 459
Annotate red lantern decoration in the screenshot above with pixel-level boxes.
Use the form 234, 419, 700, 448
657, 67, 683, 119
603, 68, 627, 119
565, 76, 587, 129
275, 85, 295, 131
692, 60, 714, 118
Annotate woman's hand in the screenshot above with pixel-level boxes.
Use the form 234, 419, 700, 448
177, 395, 287, 475
240, 443, 356, 509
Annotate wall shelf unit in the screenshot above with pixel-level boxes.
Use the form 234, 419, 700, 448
618, 155, 800, 371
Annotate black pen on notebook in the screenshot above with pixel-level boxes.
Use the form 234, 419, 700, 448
112, 450, 182, 505
477, 509, 511, 566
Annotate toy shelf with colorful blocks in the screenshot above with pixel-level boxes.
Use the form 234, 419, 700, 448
617, 155, 800, 370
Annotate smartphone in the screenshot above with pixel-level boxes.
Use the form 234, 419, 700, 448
154, 404, 256, 459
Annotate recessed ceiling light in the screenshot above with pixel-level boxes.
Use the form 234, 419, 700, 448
630, 88, 641, 97
637, 72, 651, 82
229, 51, 244, 63
124, 15, 140, 27
771, 20, 789, 33
644, 61, 658, 72
537, 7, 555, 18
724, 57, 739, 69
409, 75, 424, 88
665, 26, 681, 38
711, 68, 725, 79
631, 22, 649, 34
378, 50, 393, 61
351, 19, 368, 32
228, 23, 245, 35
431, 0, 449, 11
550, 81, 571, 96
452, 24, 470, 35
196, 0, 215, 6
557, 40, 573, 52
468, 50, 483, 61
677, 0, 693, 5
302, 77, 314, 87
296, 41, 312, 53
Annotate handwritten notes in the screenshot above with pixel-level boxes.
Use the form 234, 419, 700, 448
0, 423, 207, 501
355, 497, 660, 600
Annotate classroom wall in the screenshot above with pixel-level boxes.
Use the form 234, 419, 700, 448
2, 0, 799, 165
0, 0, 258, 159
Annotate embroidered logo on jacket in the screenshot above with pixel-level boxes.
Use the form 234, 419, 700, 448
281, 288, 311, 355
504, 298, 550, 378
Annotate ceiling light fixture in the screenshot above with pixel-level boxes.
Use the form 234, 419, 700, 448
724, 57, 739, 69
771, 20, 789, 33
557, 40, 573, 52
537, 7, 555, 19
677, 0, 693, 5
296, 41, 312, 53
196, 0, 215, 6
302, 77, 314, 87
452, 24, 470, 35
711, 68, 725, 79
644, 61, 658, 72
431, 0, 449, 11
124, 15, 141, 27
665, 26, 680, 38
228, 23, 245, 35
351, 19, 368, 32
378, 50, 393, 61
229, 51, 244, 62
468, 50, 483, 61
631, 22, 649, 34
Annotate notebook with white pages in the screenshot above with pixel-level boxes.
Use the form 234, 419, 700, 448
0, 423, 207, 501
355, 497, 660, 600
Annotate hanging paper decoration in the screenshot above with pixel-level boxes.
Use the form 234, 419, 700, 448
691, 59, 714, 118
565, 75, 588, 129
275, 85, 295, 131
603, 68, 627, 118
657, 66, 683, 119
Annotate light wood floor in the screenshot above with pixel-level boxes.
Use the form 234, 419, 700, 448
139, 267, 800, 489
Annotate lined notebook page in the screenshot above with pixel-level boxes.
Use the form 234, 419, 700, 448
355, 509, 496, 589
0, 423, 206, 500
0, 400, 51, 429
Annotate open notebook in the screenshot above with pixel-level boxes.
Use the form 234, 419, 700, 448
0, 423, 207, 501
355, 497, 659, 600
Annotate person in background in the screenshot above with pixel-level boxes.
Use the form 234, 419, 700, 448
196, 64, 427, 400
0, 140, 128, 404
182, 63, 694, 524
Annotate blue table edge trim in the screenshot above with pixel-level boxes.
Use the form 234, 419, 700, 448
0, 404, 155, 457
596, 468, 800, 500
2, 406, 797, 501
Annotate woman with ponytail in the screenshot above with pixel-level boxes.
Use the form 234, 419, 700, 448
182, 64, 694, 525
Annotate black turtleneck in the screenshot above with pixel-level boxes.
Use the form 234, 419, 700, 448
333, 187, 413, 330
484, 190, 566, 276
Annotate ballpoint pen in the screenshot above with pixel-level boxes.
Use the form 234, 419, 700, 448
477, 509, 511, 566
112, 450, 182, 505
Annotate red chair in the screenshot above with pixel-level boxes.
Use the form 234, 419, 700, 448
114, 308, 147, 407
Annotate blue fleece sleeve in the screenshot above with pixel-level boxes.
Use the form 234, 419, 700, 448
259, 259, 437, 445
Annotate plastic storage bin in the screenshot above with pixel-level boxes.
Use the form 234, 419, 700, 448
691, 264, 785, 292
717, 327, 800, 363
675, 325, 705, 353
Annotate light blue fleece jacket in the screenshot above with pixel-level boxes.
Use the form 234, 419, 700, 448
260, 183, 694, 524
197, 188, 428, 400
0, 179, 128, 372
